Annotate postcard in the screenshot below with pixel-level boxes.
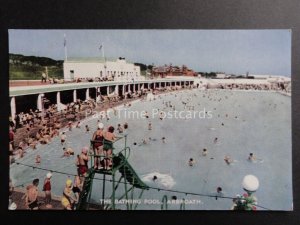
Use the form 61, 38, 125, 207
8, 29, 292, 210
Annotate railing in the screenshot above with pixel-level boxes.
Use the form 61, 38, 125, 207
161, 195, 168, 210
180, 198, 186, 210
89, 134, 128, 171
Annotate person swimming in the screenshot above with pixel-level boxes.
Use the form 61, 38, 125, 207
60, 132, 66, 145
159, 112, 164, 120
62, 147, 74, 157
202, 148, 207, 156
68, 121, 72, 131
248, 153, 256, 162
152, 175, 158, 181
117, 124, 124, 133
149, 137, 157, 141
215, 187, 223, 200
85, 125, 90, 133
214, 137, 218, 144
224, 155, 232, 165
188, 158, 195, 166
35, 155, 41, 164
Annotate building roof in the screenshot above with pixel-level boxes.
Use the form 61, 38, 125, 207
64, 57, 133, 64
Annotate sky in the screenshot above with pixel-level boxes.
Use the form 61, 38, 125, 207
9, 29, 291, 76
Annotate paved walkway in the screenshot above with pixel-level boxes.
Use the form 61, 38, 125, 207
10, 188, 105, 210
10, 188, 63, 210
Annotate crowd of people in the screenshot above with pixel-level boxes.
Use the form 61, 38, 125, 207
9, 99, 97, 164
205, 81, 291, 92
41, 75, 116, 85
10, 83, 193, 210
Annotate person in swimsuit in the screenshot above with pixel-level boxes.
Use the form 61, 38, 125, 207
62, 147, 74, 157
148, 122, 152, 130
72, 175, 82, 201
202, 148, 207, 156
214, 137, 218, 144
248, 153, 256, 162
35, 155, 41, 164
224, 155, 232, 165
78, 147, 89, 180
60, 132, 66, 145
85, 125, 90, 133
145, 111, 149, 119
68, 121, 73, 131
43, 172, 52, 208
25, 179, 39, 210
215, 187, 224, 200
67, 147, 74, 155
17, 146, 24, 158
117, 124, 123, 134
159, 112, 164, 120
103, 126, 116, 170
152, 175, 158, 181
92, 123, 104, 169
188, 158, 195, 166
61, 179, 77, 210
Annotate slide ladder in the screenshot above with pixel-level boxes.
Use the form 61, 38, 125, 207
76, 168, 95, 210
76, 136, 149, 210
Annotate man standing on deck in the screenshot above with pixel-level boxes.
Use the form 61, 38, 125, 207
78, 147, 89, 182
43, 173, 52, 208
25, 179, 40, 210
41, 72, 47, 83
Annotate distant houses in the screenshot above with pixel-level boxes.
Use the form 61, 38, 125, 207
151, 64, 197, 78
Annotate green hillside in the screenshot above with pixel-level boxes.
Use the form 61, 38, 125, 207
9, 54, 150, 80
9, 54, 63, 80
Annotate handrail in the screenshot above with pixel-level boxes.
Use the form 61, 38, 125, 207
118, 146, 131, 161
89, 134, 130, 171
180, 198, 185, 210
161, 195, 168, 210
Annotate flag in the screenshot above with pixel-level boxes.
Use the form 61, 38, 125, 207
64, 34, 67, 47
99, 45, 102, 50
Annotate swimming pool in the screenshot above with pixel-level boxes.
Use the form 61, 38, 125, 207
10, 89, 292, 210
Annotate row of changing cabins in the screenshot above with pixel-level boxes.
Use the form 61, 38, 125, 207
9, 79, 195, 120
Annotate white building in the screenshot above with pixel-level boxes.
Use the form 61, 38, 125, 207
216, 73, 226, 79
63, 57, 143, 81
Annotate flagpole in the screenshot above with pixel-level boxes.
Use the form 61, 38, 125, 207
102, 42, 105, 59
103, 43, 107, 78
64, 34, 68, 61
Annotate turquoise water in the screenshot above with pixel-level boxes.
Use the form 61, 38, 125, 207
10, 89, 292, 210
